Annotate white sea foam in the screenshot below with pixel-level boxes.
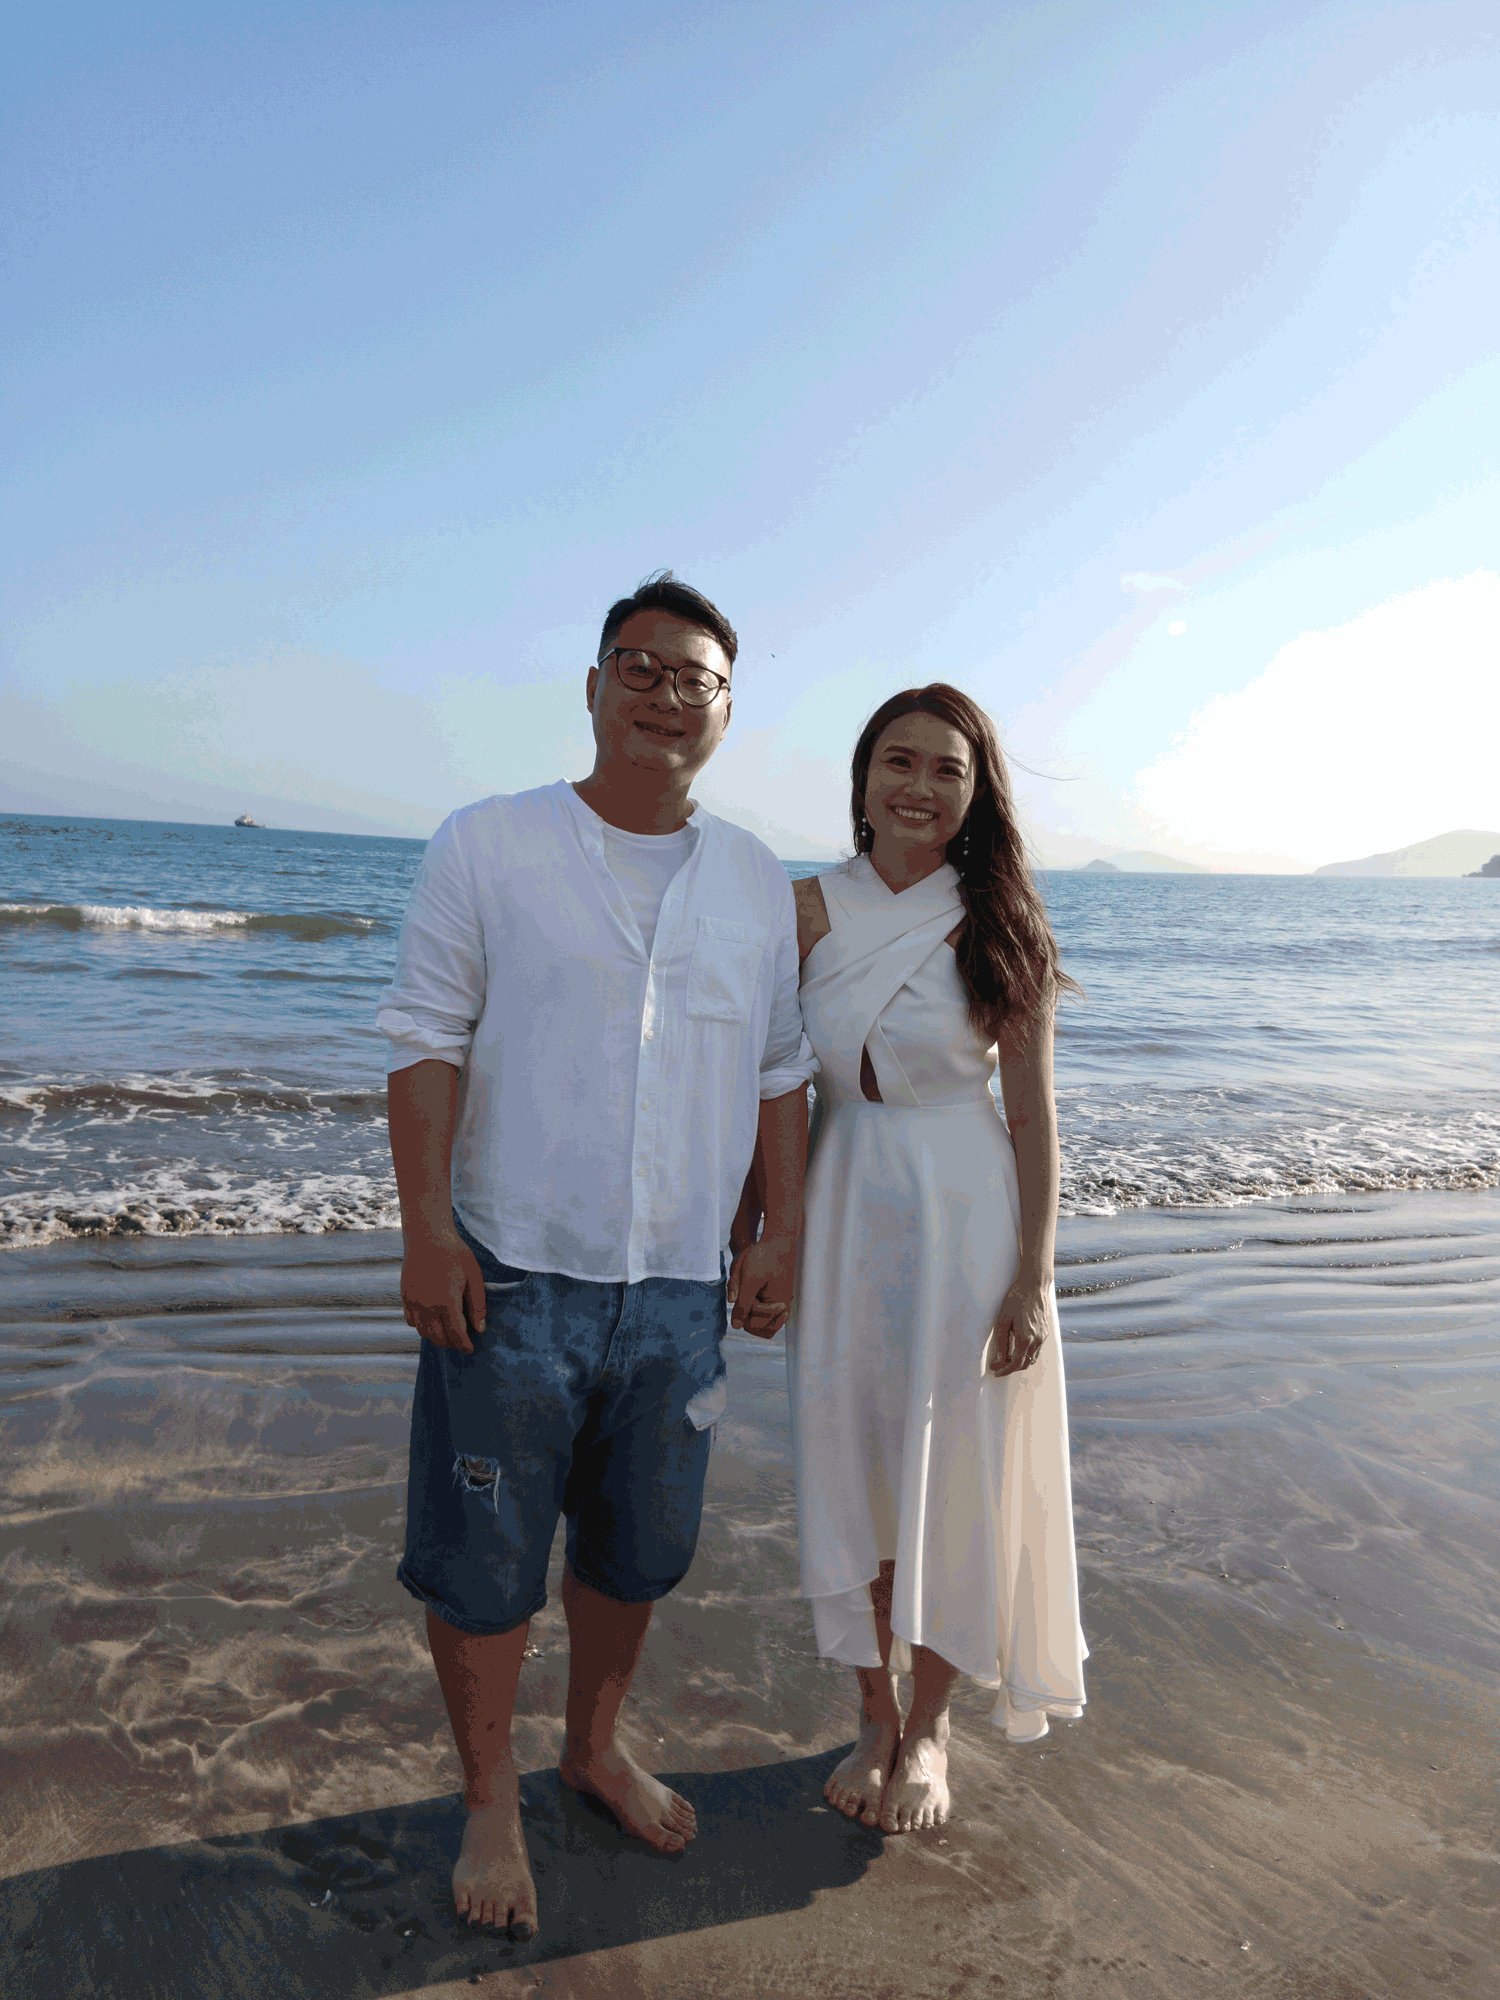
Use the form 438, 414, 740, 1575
0, 902, 377, 938
0, 1073, 395, 1242
0, 901, 250, 932
2, 1082, 1494, 1240
0, 1166, 401, 1245
1056, 1089, 1500, 1213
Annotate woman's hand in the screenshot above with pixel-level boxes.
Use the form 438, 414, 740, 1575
994, 1003, 1061, 1378
984, 1275, 1052, 1377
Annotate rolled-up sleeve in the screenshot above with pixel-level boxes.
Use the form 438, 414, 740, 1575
758, 885, 818, 1100
375, 814, 486, 1075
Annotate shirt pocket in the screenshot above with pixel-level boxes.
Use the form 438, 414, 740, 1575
686, 917, 768, 1025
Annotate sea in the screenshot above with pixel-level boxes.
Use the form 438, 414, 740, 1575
2, 810, 1498, 1247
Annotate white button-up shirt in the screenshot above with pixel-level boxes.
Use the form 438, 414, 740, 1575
376, 779, 816, 1284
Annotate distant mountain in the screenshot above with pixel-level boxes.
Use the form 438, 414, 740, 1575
1314, 830, 1500, 878
690, 790, 845, 862
1061, 849, 1209, 873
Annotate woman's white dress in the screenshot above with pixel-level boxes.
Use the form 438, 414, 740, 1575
786, 856, 1087, 1741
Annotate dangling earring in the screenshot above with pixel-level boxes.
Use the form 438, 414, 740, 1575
960, 823, 970, 872
859, 812, 871, 848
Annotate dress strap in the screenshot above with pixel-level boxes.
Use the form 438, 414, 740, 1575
813, 860, 864, 933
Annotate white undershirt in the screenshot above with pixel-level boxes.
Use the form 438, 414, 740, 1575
599, 818, 696, 954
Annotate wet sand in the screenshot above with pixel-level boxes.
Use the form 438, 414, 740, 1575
1, 1192, 1497, 1998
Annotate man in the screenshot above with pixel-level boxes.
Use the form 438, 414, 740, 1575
377, 572, 812, 1940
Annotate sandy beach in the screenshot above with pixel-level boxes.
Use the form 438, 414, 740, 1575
2, 1190, 1497, 1998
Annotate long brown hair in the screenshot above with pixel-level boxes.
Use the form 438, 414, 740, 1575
850, 684, 1079, 1038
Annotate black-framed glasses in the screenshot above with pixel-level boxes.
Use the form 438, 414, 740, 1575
598, 647, 730, 708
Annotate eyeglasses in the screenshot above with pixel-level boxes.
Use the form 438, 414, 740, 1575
598, 647, 730, 708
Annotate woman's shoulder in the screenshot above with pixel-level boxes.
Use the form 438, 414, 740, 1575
792, 874, 833, 962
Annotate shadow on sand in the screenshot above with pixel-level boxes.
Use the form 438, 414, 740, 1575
2, 1747, 880, 1996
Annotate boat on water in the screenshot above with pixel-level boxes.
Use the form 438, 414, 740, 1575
234, 814, 263, 828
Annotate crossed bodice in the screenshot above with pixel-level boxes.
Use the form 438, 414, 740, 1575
800, 856, 998, 1108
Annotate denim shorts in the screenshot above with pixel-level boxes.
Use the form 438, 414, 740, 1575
397, 1213, 729, 1636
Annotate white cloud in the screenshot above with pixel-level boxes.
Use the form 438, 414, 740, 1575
1167, 620, 1187, 636
1120, 571, 1187, 593
1132, 572, 1500, 865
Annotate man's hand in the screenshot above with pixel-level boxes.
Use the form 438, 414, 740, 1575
727, 1232, 798, 1339
401, 1228, 487, 1355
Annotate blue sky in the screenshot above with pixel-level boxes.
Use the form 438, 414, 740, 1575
3, 1, 1496, 866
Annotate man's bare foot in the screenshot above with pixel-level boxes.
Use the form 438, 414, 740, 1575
558, 1741, 697, 1854
824, 1717, 901, 1826
452, 1762, 538, 1936
879, 1719, 951, 1833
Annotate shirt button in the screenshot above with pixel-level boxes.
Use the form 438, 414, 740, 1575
641, 1099, 651, 1110
643, 1029, 654, 1041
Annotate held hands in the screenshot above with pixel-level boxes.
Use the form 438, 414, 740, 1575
727, 1232, 798, 1339
984, 1274, 1053, 1378
400, 1228, 487, 1355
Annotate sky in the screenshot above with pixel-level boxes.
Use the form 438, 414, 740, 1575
3, 1, 1497, 869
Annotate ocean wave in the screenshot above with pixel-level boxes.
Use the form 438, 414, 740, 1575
0, 901, 242, 933
0, 902, 378, 940
243, 911, 383, 940
111, 967, 213, 981
1059, 1157, 1499, 1214
0, 1075, 388, 1121
0, 1168, 400, 1245
5, 1148, 1493, 1243
237, 968, 392, 985
3, 1071, 1496, 1240
1057, 1095, 1500, 1213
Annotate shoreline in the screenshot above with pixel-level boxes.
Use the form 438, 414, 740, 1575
1, 1188, 1497, 1996
6, 1156, 1498, 1253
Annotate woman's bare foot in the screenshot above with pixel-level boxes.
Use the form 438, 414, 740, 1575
879, 1717, 951, 1833
824, 1717, 901, 1826
558, 1740, 697, 1854
452, 1759, 538, 1937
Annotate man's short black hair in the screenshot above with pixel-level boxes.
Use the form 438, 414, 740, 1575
598, 571, 738, 669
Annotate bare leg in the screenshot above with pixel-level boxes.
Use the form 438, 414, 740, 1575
425, 1610, 538, 1936
824, 1560, 902, 1827
880, 1641, 959, 1833
555, 1563, 697, 1853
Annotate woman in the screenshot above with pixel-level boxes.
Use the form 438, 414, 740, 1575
785, 684, 1086, 1834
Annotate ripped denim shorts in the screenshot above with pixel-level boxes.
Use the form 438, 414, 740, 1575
396, 1211, 728, 1636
